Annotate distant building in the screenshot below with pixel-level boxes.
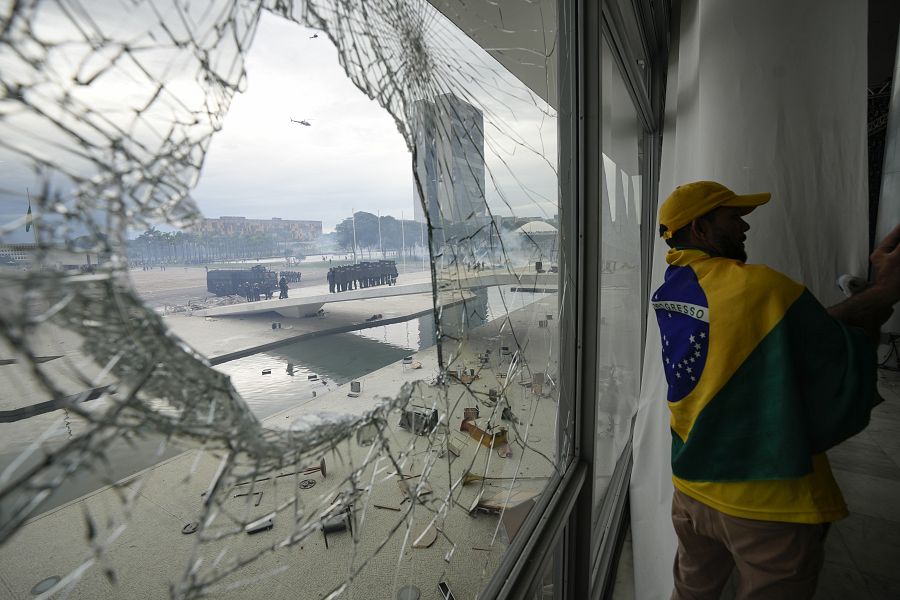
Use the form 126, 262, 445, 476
0, 244, 31, 265
195, 217, 322, 242
0, 243, 101, 270
412, 95, 486, 227
515, 221, 558, 260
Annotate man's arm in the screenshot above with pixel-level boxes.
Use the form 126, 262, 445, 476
827, 287, 894, 343
828, 224, 900, 343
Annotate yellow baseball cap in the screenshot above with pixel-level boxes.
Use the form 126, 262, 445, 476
658, 181, 770, 239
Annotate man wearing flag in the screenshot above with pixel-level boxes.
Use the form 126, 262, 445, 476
653, 181, 900, 599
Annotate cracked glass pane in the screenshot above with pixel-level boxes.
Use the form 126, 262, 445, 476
0, 1, 568, 598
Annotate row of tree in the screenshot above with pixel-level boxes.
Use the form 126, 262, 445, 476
332, 212, 555, 256
129, 212, 549, 265
334, 212, 430, 254
128, 227, 289, 265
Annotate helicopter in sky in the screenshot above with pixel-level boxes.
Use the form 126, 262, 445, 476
290, 118, 312, 126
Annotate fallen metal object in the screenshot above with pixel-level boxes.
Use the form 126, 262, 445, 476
501, 406, 519, 423
301, 457, 327, 478
461, 471, 548, 486
399, 406, 438, 435
245, 515, 274, 534
181, 522, 199, 535
357, 422, 378, 446
321, 503, 353, 549
233, 457, 326, 487
233, 491, 263, 506
438, 581, 456, 600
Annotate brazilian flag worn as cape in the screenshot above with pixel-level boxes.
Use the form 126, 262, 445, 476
653, 248, 876, 484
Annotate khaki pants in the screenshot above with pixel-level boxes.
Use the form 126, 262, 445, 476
671, 489, 829, 600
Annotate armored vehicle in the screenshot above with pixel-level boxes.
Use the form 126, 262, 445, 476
206, 264, 276, 296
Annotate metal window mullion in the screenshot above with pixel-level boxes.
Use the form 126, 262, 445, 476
640, 0, 669, 360
590, 439, 634, 597
640, 130, 662, 361
569, 0, 605, 596
482, 0, 589, 596
601, 0, 655, 131
495, 462, 588, 599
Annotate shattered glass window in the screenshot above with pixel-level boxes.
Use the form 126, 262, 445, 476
0, 1, 568, 598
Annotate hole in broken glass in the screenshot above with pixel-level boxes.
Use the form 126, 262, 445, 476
0, 1, 565, 598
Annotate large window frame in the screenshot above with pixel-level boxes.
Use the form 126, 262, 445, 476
479, 0, 670, 598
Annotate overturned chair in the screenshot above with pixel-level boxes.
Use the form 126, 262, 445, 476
398, 406, 439, 436
321, 496, 354, 549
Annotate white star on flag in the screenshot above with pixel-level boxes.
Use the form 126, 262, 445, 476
676, 372, 681, 378
686, 367, 692, 373
694, 343, 701, 350
689, 335, 695, 343
690, 376, 696, 381
700, 332, 706, 339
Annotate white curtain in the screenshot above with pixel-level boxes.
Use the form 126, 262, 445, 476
876, 27, 900, 333
629, 1, 868, 597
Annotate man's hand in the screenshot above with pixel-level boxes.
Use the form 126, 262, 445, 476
870, 224, 900, 304
828, 225, 900, 342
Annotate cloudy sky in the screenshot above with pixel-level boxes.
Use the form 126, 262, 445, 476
191, 15, 416, 232
0, 5, 558, 240
192, 13, 558, 232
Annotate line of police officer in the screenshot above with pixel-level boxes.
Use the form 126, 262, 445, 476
327, 260, 399, 293
240, 281, 271, 302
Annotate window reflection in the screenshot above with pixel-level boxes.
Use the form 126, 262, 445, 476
593, 37, 645, 531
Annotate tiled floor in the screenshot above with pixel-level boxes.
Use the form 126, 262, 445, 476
613, 527, 636, 599
820, 368, 900, 600
612, 368, 900, 599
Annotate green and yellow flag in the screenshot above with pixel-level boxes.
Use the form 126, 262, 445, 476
652, 248, 876, 522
